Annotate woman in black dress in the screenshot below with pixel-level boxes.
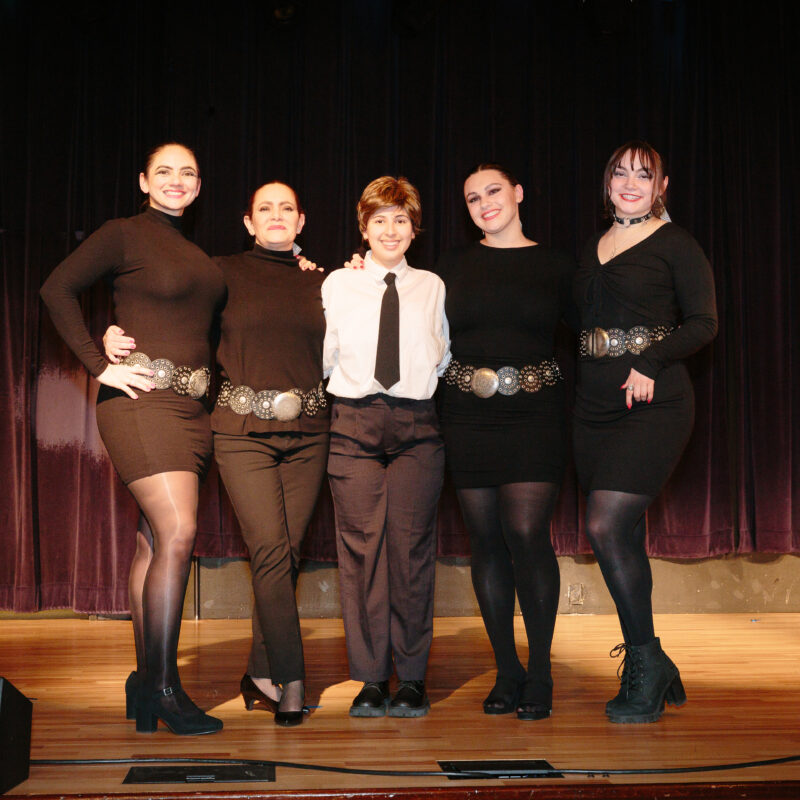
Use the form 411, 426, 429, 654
436, 165, 575, 720
105, 181, 328, 727
40, 143, 226, 735
573, 141, 717, 723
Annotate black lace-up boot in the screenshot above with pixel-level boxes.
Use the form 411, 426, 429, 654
606, 638, 687, 723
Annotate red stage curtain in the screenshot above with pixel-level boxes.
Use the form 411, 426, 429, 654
1, 0, 797, 613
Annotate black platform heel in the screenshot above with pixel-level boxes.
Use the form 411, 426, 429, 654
240, 674, 279, 713
135, 686, 223, 735
125, 671, 141, 720
606, 638, 686, 724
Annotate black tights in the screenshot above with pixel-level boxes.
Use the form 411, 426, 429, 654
458, 482, 560, 689
584, 490, 655, 646
127, 471, 199, 691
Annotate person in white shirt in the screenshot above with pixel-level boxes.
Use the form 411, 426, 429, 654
321, 176, 450, 718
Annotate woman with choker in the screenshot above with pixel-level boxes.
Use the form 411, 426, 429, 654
436, 164, 576, 721
40, 143, 226, 735
105, 182, 328, 726
573, 141, 717, 723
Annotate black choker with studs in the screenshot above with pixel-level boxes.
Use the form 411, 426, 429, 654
612, 211, 653, 226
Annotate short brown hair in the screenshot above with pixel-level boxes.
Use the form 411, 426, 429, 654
357, 176, 422, 234
603, 140, 668, 218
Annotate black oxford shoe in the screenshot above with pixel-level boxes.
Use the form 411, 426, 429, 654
349, 680, 390, 717
388, 680, 430, 717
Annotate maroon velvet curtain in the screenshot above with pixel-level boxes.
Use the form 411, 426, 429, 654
1, 0, 797, 613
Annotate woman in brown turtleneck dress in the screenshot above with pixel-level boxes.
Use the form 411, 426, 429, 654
40, 143, 226, 736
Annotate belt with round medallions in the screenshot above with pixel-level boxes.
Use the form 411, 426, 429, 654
578, 325, 674, 359
215, 380, 327, 421
122, 352, 210, 399
443, 357, 562, 399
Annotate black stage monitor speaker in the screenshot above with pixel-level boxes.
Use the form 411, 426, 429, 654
0, 677, 33, 794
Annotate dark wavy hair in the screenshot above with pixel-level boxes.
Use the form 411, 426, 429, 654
602, 140, 667, 219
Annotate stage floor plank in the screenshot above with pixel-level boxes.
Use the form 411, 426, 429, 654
2, 614, 799, 798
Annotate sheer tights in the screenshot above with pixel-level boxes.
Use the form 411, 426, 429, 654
584, 490, 655, 646
458, 482, 560, 693
127, 471, 199, 695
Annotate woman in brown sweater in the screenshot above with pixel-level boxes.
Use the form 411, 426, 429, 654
105, 182, 328, 726
40, 143, 226, 735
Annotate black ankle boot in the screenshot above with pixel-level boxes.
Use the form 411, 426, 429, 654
136, 685, 223, 735
605, 643, 628, 714
606, 638, 687, 724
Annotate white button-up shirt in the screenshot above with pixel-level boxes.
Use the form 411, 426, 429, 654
322, 251, 451, 400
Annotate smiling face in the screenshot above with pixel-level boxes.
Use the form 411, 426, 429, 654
606, 148, 668, 220
463, 169, 523, 237
363, 205, 415, 268
139, 144, 200, 216
243, 182, 305, 250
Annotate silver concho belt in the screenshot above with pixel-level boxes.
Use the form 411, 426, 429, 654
444, 358, 562, 399
216, 380, 327, 421
122, 352, 210, 400
579, 326, 673, 359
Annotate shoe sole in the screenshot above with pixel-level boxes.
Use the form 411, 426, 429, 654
483, 705, 516, 715
387, 703, 430, 718
607, 710, 664, 723
517, 708, 551, 721
349, 704, 388, 717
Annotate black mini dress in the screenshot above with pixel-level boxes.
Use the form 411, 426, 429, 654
572, 223, 717, 496
436, 242, 576, 489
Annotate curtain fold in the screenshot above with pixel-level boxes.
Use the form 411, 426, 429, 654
1, 0, 797, 613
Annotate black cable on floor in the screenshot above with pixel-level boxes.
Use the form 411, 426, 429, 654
29, 753, 800, 778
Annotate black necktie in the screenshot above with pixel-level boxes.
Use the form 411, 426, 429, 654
374, 272, 400, 389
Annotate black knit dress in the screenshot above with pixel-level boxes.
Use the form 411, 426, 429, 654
436, 242, 576, 488
572, 223, 717, 496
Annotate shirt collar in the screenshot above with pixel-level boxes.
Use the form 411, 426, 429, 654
364, 250, 409, 284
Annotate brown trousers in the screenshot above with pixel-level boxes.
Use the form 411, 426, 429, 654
327, 395, 444, 682
214, 431, 329, 684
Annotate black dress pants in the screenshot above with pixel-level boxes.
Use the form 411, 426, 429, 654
214, 430, 329, 684
327, 395, 444, 682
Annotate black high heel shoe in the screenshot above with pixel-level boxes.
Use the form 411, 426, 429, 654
135, 686, 223, 735
240, 674, 280, 713
125, 671, 141, 720
516, 677, 552, 721
274, 680, 307, 727
483, 675, 524, 715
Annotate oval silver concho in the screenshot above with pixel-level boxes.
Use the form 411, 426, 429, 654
607, 328, 627, 357
520, 365, 542, 393
252, 390, 279, 420
589, 327, 610, 358
229, 386, 256, 415
171, 365, 193, 395
187, 367, 210, 399
626, 326, 651, 355
150, 359, 175, 390
123, 351, 152, 369
496, 366, 520, 396
470, 367, 499, 399
273, 390, 302, 421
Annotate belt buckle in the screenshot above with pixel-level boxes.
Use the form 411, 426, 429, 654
587, 327, 610, 358
273, 390, 303, 421
470, 367, 499, 398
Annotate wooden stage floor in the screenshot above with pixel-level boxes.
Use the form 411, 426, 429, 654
1, 614, 799, 799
